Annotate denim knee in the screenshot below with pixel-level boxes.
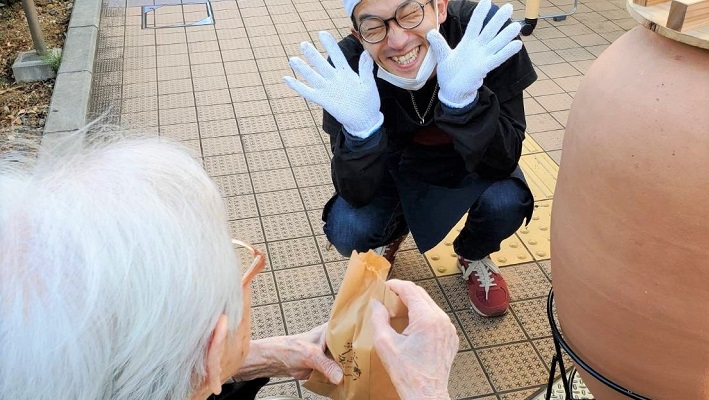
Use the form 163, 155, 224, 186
323, 196, 405, 257
455, 179, 533, 260
474, 179, 533, 230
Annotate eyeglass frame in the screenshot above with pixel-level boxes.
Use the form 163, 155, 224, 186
231, 239, 266, 287
355, 0, 435, 44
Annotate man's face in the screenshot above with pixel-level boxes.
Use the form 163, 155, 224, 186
352, 0, 448, 78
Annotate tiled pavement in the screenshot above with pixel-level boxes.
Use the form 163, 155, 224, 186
90, 0, 638, 398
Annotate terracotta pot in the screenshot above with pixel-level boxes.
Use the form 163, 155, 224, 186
551, 26, 709, 399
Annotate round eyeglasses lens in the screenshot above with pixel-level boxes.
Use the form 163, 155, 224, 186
395, 1, 425, 28
359, 18, 388, 43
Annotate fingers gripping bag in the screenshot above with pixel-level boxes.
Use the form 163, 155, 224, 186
304, 250, 408, 399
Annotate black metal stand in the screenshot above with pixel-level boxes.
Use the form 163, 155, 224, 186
518, 0, 579, 36
545, 290, 652, 400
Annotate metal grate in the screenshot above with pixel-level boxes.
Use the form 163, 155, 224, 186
141, 1, 214, 29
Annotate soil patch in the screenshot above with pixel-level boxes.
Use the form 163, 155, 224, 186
1, 0, 74, 149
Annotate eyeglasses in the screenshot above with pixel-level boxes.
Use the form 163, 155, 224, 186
231, 239, 266, 287
357, 0, 434, 44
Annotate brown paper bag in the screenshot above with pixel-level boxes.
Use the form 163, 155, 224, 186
304, 250, 409, 400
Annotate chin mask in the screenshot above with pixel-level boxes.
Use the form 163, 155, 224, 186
374, 1, 440, 91
376, 49, 437, 90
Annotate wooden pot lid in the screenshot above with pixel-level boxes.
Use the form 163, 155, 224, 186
626, 0, 709, 49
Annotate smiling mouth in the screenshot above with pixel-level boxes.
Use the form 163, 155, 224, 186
391, 46, 420, 66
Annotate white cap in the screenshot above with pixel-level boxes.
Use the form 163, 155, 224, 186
342, 0, 361, 17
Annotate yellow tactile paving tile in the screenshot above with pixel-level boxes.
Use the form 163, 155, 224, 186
519, 200, 552, 261
425, 216, 536, 277
425, 222, 462, 276
426, 161, 554, 275
519, 152, 559, 201
492, 233, 535, 266
522, 135, 544, 155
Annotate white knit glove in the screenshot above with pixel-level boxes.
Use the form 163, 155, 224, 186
427, 0, 523, 109
284, 31, 384, 139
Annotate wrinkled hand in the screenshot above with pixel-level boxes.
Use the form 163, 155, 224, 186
427, 0, 523, 108
236, 323, 343, 384
370, 280, 459, 400
283, 31, 384, 139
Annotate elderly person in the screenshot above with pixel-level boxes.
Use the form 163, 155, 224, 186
0, 132, 458, 400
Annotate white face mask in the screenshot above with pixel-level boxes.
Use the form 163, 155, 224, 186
376, 49, 437, 90
375, 1, 440, 91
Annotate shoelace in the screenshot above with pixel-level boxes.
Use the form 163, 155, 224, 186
461, 258, 500, 300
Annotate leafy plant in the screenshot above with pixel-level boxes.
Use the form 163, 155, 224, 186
42, 48, 61, 72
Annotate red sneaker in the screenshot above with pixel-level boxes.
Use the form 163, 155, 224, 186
373, 235, 407, 278
457, 256, 509, 317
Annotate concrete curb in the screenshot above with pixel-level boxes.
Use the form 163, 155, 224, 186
43, 0, 102, 139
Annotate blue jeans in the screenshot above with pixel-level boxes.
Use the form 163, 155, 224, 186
323, 178, 532, 260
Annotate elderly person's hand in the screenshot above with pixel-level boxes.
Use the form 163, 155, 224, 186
370, 280, 459, 400
234, 323, 343, 384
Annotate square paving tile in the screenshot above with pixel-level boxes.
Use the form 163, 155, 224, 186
416, 278, 451, 312
122, 96, 158, 113
503, 263, 552, 302
123, 81, 158, 99
195, 89, 232, 106
156, 65, 191, 80
203, 153, 248, 176
238, 115, 279, 135
158, 92, 195, 110
250, 168, 297, 192
280, 127, 324, 147
448, 351, 495, 399
212, 173, 253, 197
199, 119, 240, 138
262, 211, 312, 241
274, 264, 332, 301
121, 110, 159, 127
158, 78, 194, 95
456, 309, 527, 348
159, 107, 197, 125
315, 235, 348, 263
160, 122, 199, 141
224, 194, 258, 220
477, 342, 549, 392
256, 189, 304, 215
448, 312, 472, 351
389, 249, 434, 281
282, 295, 334, 334
299, 185, 333, 210
531, 129, 565, 152
267, 237, 322, 270
511, 298, 551, 339
251, 303, 286, 340
250, 271, 280, 306
274, 111, 316, 131
324, 260, 348, 294
438, 274, 474, 312
246, 149, 290, 171
292, 164, 331, 187
234, 99, 273, 118
535, 93, 574, 113
198, 104, 236, 122
258, 381, 300, 398
229, 217, 265, 244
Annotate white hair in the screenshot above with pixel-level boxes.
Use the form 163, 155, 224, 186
0, 129, 243, 400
